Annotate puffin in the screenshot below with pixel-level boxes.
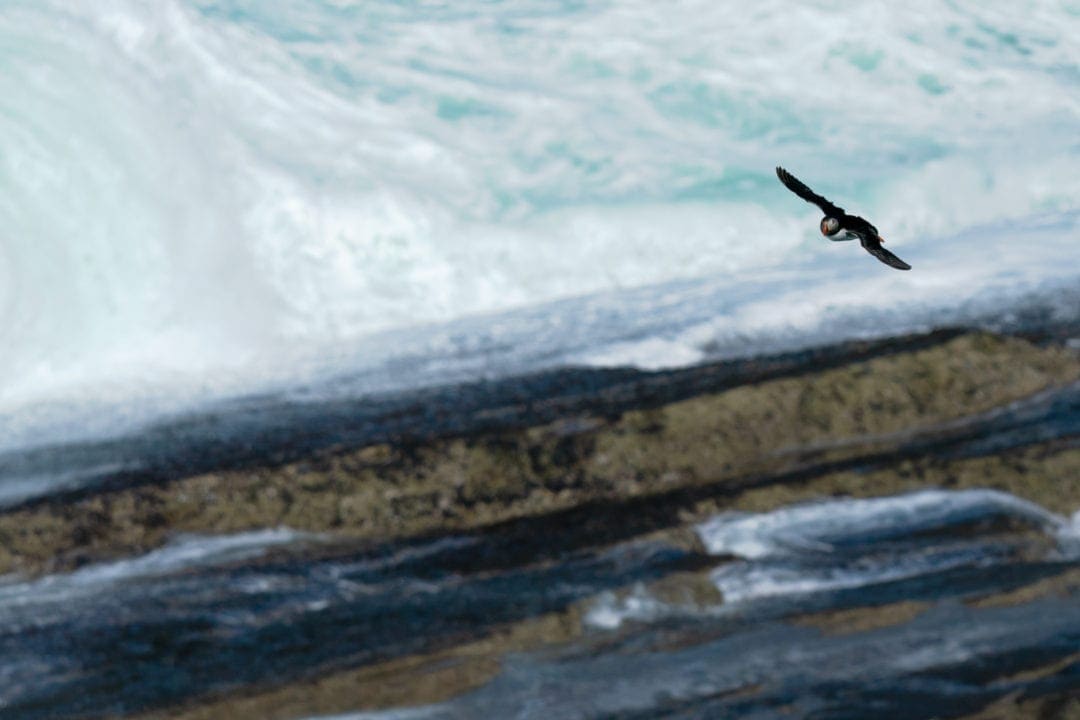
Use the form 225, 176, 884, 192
776, 166, 911, 270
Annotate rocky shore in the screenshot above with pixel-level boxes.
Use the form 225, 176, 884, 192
2, 331, 1076, 576
1, 329, 1077, 719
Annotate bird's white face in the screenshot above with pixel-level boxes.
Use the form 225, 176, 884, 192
820, 217, 840, 236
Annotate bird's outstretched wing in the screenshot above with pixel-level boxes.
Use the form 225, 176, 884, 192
859, 235, 911, 271
775, 166, 845, 216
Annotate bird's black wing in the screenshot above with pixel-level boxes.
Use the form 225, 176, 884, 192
776, 166, 845, 216
859, 235, 911, 271
845, 214, 879, 237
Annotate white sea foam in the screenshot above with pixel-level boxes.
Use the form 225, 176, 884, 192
708, 545, 995, 605
695, 489, 1063, 559
1057, 510, 1080, 557
584, 584, 708, 630
584, 489, 1075, 627
694, 489, 1079, 605
0, 1, 1076, 453
0, 527, 313, 611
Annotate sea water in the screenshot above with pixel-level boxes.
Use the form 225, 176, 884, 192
0, 0, 1077, 456
1, 487, 1076, 718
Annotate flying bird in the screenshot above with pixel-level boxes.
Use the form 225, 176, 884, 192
775, 166, 911, 270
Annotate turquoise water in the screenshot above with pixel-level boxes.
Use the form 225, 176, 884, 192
0, 1, 1077, 449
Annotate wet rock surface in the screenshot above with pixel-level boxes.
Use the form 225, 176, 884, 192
0, 330, 1077, 719
1, 331, 1076, 577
